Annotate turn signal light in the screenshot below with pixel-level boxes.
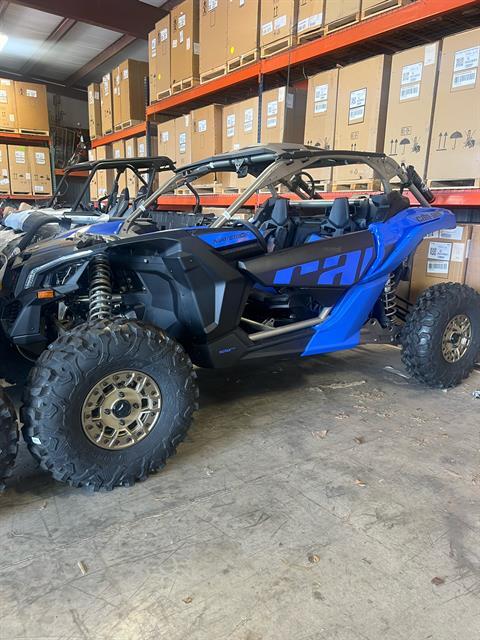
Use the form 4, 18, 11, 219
36, 290, 55, 299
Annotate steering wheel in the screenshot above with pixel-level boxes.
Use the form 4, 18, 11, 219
239, 220, 268, 252
291, 171, 317, 199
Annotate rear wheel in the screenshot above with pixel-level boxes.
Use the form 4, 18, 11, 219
401, 283, 480, 388
0, 390, 18, 490
22, 319, 198, 490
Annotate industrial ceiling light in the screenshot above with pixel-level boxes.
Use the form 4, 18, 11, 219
0, 34, 8, 52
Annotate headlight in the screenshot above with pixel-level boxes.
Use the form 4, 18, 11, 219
24, 250, 93, 290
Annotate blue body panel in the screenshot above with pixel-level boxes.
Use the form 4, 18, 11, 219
302, 206, 455, 356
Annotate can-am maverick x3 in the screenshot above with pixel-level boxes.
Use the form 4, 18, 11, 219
2, 144, 478, 490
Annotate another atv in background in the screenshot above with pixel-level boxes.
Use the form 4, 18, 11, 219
1, 144, 479, 491
0, 156, 177, 256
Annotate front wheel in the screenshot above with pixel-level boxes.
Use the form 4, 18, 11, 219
22, 320, 198, 490
0, 390, 18, 490
401, 283, 480, 388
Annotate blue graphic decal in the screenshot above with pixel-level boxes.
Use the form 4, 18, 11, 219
86, 220, 124, 235
197, 230, 257, 249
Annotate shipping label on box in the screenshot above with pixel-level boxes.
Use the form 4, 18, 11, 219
349, 88, 366, 123
198, 119, 207, 133
452, 46, 480, 89
401, 62, 423, 85
428, 241, 452, 261
426, 260, 449, 275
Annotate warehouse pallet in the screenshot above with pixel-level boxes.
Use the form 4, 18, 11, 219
156, 88, 172, 101
172, 77, 199, 95
361, 0, 411, 20
428, 178, 480, 189
297, 26, 325, 45
325, 13, 360, 34
0, 126, 18, 134
313, 181, 332, 193
114, 119, 143, 132
261, 36, 296, 59
176, 182, 223, 195
332, 179, 382, 192
200, 65, 227, 84
18, 128, 49, 136
227, 49, 258, 73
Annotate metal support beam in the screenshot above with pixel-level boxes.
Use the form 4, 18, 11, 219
13, 0, 165, 39
20, 17, 77, 75
65, 34, 136, 87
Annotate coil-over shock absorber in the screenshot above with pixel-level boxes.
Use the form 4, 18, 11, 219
89, 255, 112, 321
382, 272, 397, 324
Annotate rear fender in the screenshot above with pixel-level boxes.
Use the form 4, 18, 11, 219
302, 206, 455, 356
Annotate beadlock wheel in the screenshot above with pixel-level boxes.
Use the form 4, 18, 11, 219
441, 314, 472, 363
81, 370, 162, 450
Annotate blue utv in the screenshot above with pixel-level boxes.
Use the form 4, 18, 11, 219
0, 144, 478, 490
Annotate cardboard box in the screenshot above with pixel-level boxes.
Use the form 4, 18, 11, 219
261, 86, 307, 145
87, 83, 102, 140
384, 42, 440, 180
221, 96, 259, 189
149, 28, 159, 104
7, 145, 31, 194
191, 104, 223, 163
96, 144, 114, 198
410, 225, 472, 301
14, 82, 49, 133
297, 0, 325, 38
304, 68, 339, 182
124, 137, 138, 195
28, 146, 52, 196
88, 148, 98, 201
260, 0, 297, 53
118, 59, 148, 126
100, 74, 114, 135
171, 0, 200, 85
0, 144, 10, 194
324, 0, 360, 29
199, 0, 228, 77
465, 224, 480, 291
112, 65, 122, 129
334, 55, 391, 182
427, 28, 480, 184
0, 79, 17, 131
174, 114, 192, 167
155, 16, 171, 100
112, 140, 127, 191
157, 119, 176, 182
226, 0, 259, 68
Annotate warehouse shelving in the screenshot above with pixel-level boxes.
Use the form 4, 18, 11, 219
0, 132, 50, 144
90, 122, 147, 149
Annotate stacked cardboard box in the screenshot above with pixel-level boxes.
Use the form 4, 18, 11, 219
222, 96, 259, 190
14, 82, 49, 134
174, 114, 192, 168
100, 74, 114, 135
96, 144, 114, 198
88, 83, 102, 140
171, 0, 200, 91
384, 42, 440, 180
297, 0, 325, 41
261, 86, 307, 145
260, 0, 298, 56
0, 79, 17, 132
0, 144, 10, 194
324, 0, 361, 32
226, 0, 260, 72
117, 60, 148, 129
112, 65, 123, 130
427, 27, 480, 186
199, 0, 228, 82
304, 68, 339, 185
28, 146, 53, 196
334, 55, 391, 184
149, 15, 171, 104
88, 149, 98, 201
157, 119, 176, 182
410, 225, 472, 301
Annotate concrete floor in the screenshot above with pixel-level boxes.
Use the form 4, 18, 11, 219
1, 345, 480, 640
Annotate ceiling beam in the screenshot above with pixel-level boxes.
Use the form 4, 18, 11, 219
0, 68, 86, 100
65, 34, 136, 87
20, 17, 77, 75
0, 0, 9, 20
12, 0, 165, 39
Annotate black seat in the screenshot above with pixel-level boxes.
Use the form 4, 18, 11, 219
258, 198, 294, 251
327, 198, 351, 236
109, 187, 130, 218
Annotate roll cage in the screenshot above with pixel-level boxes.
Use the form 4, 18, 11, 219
48, 156, 176, 214
120, 144, 433, 235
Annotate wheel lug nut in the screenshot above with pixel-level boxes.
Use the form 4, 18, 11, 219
133, 403, 139, 409
119, 392, 125, 398
120, 420, 125, 426
104, 409, 111, 415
